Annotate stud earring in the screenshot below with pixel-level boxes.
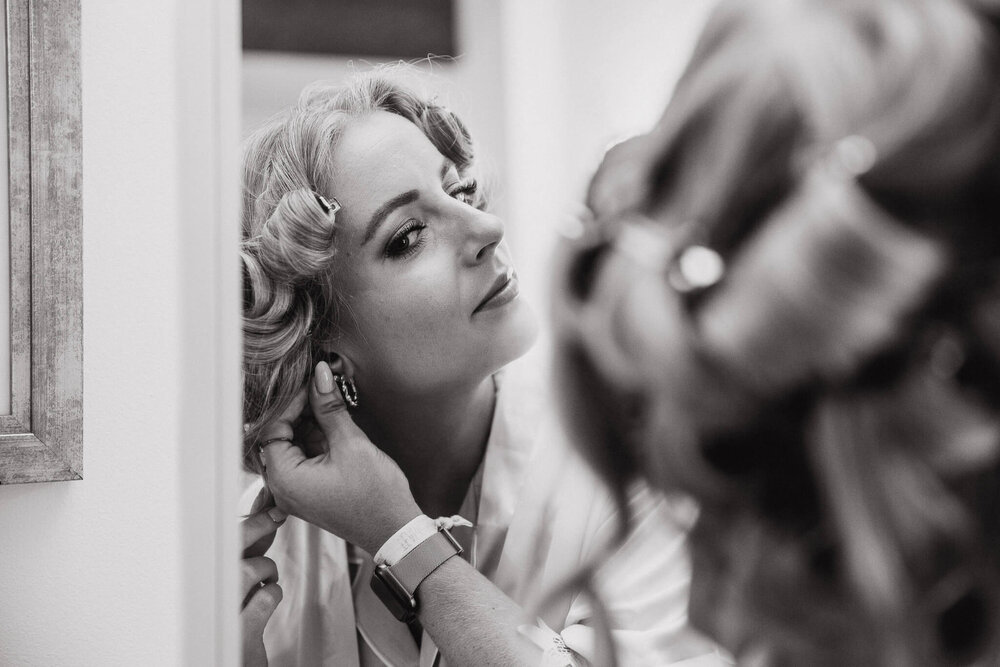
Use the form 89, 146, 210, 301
333, 374, 359, 408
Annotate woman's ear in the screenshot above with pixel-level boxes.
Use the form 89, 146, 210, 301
324, 352, 356, 379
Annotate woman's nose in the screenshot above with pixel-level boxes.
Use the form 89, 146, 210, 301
463, 208, 505, 265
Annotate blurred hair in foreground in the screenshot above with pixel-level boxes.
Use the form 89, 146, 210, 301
552, 0, 1000, 664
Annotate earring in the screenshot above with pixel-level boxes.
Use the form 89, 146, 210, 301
333, 374, 359, 408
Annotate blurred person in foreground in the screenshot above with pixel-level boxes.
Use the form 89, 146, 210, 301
551, 0, 1000, 665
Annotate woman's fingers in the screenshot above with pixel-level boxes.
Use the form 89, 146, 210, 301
248, 486, 274, 515
256, 387, 309, 451
259, 439, 311, 510
293, 415, 329, 458
241, 580, 283, 636
308, 361, 360, 447
241, 556, 279, 607
260, 438, 308, 474
239, 482, 286, 666
242, 505, 286, 558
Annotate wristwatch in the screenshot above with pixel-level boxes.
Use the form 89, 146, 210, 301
370, 526, 464, 622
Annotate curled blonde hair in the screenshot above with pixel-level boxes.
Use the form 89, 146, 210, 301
241, 69, 482, 472
554, 0, 1000, 664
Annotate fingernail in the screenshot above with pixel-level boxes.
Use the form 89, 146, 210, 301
315, 361, 334, 394
268, 507, 287, 523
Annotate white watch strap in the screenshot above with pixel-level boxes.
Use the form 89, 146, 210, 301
374, 515, 437, 567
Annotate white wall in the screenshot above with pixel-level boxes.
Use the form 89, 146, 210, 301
0, 1, 240, 665
498, 0, 715, 315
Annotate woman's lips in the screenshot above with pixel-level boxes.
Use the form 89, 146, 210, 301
474, 269, 519, 314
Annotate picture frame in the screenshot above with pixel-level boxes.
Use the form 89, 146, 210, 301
242, 0, 455, 58
0, 0, 83, 484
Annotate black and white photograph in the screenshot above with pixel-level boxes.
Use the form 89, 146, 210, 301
2, 1, 1000, 665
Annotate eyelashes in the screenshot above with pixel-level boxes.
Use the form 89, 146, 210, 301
385, 219, 426, 258
448, 177, 479, 206
383, 177, 481, 259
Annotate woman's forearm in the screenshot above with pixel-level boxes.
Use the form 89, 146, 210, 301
416, 555, 546, 666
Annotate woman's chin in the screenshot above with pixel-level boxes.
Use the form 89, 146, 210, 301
476, 300, 540, 374
503, 300, 541, 361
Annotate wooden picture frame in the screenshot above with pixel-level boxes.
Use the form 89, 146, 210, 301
0, 0, 83, 484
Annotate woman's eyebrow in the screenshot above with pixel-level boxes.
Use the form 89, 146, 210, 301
362, 190, 419, 245
361, 159, 457, 246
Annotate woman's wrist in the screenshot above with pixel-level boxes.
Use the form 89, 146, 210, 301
362, 504, 423, 556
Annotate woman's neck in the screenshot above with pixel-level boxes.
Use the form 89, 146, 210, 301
350, 375, 497, 519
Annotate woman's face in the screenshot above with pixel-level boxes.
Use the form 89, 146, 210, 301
323, 111, 538, 395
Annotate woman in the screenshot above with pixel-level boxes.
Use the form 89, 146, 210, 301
551, 0, 1000, 665
241, 71, 725, 666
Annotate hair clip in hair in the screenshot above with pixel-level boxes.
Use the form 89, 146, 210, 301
314, 193, 341, 216
612, 219, 726, 293
829, 135, 877, 178
668, 245, 726, 293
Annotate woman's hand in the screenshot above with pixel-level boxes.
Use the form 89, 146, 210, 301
258, 363, 551, 665
261, 361, 422, 555
240, 487, 285, 667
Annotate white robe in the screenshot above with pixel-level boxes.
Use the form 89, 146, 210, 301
241, 368, 729, 666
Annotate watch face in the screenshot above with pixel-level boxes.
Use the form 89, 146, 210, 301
371, 565, 417, 623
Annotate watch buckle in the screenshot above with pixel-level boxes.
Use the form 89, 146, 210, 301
439, 524, 464, 555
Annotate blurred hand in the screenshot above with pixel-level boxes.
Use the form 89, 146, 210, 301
261, 361, 422, 555
240, 487, 285, 667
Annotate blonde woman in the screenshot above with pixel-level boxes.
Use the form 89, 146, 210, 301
240, 72, 725, 666
552, 0, 1000, 665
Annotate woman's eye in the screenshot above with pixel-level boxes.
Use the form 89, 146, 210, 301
448, 178, 478, 206
386, 222, 425, 258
